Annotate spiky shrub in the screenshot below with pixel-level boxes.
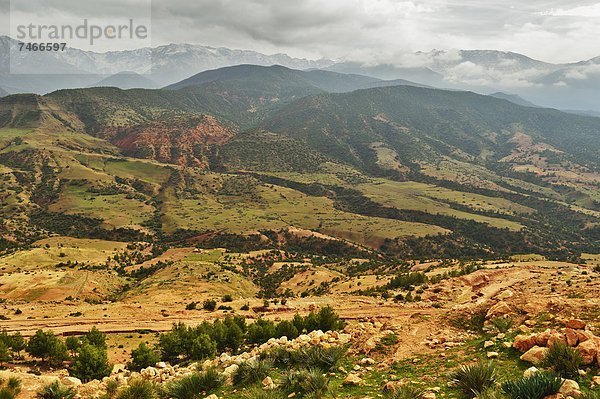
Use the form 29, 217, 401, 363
100, 380, 119, 399
501, 372, 562, 399
450, 362, 497, 398
115, 379, 158, 399
0, 377, 22, 399
232, 359, 272, 386
168, 368, 225, 399
541, 341, 583, 380
262, 346, 294, 369
280, 368, 330, 399
383, 384, 425, 399
35, 381, 76, 399
292, 345, 347, 371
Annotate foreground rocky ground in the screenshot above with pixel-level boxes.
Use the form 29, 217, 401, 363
0, 258, 599, 398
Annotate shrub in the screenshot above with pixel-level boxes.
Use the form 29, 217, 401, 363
541, 341, 583, 380
35, 381, 76, 399
101, 380, 119, 399
27, 330, 69, 365
384, 384, 425, 399
387, 272, 427, 290
280, 368, 330, 399
223, 318, 245, 353
0, 377, 21, 399
450, 362, 497, 398
129, 343, 160, 372
167, 368, 225, 399
189, 334, 217, 361
379, 333, 399, 346
232, 359, 272, 386
0, 342, 10, 366
275, 320, 299, 340
83, 327, 107, 349
222, 294, 233, 302
262, 346, 294, 369
70, 343, 111, 382
65, 336, 81, 355
247, 319, 276, 344
241, 303, 250, 311
6, 333, 25, 357
501, 372, 562, 399
292, 345, 347, 371
115, 379, 158, 399
203, 300, 217, 311
314, 306, 345, 332
185, 302, 197, 311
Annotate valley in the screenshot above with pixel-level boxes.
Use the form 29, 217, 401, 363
0, 63, 598, 399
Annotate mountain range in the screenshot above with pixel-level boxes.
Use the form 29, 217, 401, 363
2, 36, 600, 112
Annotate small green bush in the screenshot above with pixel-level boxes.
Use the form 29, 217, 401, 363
202, 300, 217, 311
501, 372, 562, 399
280, 368, 330, 399
83, 327, 107, 349
541, 341, 583, 380
222, 294, 233, 302
35, 381, 76, 399
115, 379, 158, 399
450, 362, 497, 398
0, 377, 22, 399
27, 330, 69, 365
232, 359, 272, 386
292, 345, 347, 371
189, 334, 217, 361
129, 343, 160, 372
70, 343, 111, 382
167, 368, 225, 399
247, 319, 277, 344
262, 346, 294, 369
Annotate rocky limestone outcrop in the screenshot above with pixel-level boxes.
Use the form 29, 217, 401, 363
77, 329, 351, 397
513, 319, 600, 367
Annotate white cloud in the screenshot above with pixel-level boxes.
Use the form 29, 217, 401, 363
1, 0, 599, 64
541, 3, 600, 17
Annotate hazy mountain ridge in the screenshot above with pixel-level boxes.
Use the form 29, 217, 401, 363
488, 92, 539, 108
2, 37, 600, 111
90, 72, 159, 89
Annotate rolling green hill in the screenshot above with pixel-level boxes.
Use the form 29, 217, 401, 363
0, 65, 598, 260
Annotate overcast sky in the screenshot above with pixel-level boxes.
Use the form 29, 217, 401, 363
2, 0, 600, 63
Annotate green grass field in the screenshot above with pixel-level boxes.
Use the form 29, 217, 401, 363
357, 179, 527, 231
0, 237, 127, 273
161, 182, 447, 247
48, 183, 154, 229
